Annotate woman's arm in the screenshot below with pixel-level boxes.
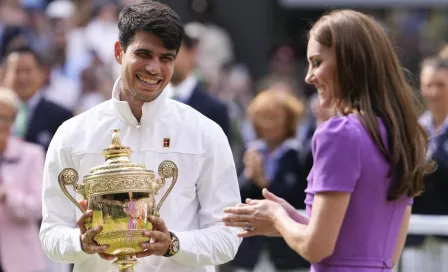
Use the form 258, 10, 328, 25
392, 206, 411, 267
273, 191, 350, 263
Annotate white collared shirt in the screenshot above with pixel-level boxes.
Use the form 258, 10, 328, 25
164, 74, 198, 102
39, 77, 242, 272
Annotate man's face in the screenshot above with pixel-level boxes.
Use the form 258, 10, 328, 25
3, 52, 43, 102
171, 44, 195, 85
115, 31, 177, 102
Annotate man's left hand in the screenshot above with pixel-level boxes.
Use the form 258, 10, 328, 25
136, 216, 171, 258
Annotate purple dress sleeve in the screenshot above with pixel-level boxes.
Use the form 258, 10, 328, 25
312, 117, 362, 193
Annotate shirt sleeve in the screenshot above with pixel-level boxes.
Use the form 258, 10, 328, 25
311, 117, 362, 193
171, 122, 243, 267
39, 122, 91, 263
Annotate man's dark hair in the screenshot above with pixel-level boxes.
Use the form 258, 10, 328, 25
3, 46, 43, 67
118, 1, 184, 52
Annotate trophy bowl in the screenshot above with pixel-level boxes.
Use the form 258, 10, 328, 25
58, 129, 178, 271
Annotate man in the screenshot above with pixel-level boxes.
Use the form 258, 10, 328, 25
2, 46, 73, 152
165, 24, 231, 140
39, 2, 242, 272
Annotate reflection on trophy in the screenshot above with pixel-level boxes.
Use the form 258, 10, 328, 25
58, 129, 178, 272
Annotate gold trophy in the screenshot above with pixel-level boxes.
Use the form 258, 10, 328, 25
58, 129, 178, 272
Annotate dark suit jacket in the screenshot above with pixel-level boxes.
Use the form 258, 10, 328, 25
233, 149, 312, 270
25, 97, 73, 152
406, 123, 448, 247
185, 83, 230, 140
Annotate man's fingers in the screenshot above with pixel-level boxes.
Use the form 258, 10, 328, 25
146, 230, 170, 242
135, 249, 152, 258
140, 241, 167, 252
77, 210, 93, 233
84, 226, 103, 242
148, 216, 168, 232
98, 253, 115, 261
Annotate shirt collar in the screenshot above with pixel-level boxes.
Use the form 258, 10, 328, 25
165, 74, 198, 102
24, 91, 43, 112
419, 111, 448, 137
111, 77, 169, 127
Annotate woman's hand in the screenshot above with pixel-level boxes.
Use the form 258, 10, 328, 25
222, 197, 288, 238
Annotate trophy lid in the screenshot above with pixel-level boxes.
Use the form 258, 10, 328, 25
87, 129, 150, 176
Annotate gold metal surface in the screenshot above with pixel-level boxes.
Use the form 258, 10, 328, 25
58, 129, 178, 271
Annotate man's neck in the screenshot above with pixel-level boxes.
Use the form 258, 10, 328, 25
119, 89, 143, 122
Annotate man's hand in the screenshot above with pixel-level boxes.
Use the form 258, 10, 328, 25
136, 216, 171, 258
77, 210, 114, 260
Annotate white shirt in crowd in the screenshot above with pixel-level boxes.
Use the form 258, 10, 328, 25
39, 77, 242, 272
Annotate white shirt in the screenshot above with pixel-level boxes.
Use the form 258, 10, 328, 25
164, 74, 198, 102
39, 77, 242, 272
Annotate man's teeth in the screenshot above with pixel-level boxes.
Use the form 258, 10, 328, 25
138, 75, 159, 84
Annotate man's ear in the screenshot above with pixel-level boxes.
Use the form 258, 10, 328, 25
114, 41, 123, 64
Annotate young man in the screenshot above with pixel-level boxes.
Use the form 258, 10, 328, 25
39, 2, 242, 272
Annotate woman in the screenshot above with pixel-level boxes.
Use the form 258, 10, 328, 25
0, 87, 46, 272
233, 89, 311, 272
223, 10, 432, 272
402, 57, 448, 272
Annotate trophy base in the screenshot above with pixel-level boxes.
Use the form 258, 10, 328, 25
114, 255, 137, 272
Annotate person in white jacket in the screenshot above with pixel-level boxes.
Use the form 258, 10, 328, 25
39, 1, 242, 272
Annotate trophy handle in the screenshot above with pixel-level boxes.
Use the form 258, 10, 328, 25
154, 160, 178, 216
58, 168, 86, 213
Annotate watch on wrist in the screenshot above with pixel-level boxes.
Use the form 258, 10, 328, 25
163, 231, 179, 257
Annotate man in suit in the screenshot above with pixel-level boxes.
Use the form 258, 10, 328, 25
2, 46, 73, 152
165, 24, 230, 140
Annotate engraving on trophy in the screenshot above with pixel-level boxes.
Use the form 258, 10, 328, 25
58, 129, 178, 271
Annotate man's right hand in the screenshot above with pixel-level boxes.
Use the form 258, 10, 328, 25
77, 210, 114, 260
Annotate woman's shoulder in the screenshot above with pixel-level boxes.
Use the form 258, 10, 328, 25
314, 114, 363, 143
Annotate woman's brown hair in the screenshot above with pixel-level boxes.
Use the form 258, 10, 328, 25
309, 10, 433, 201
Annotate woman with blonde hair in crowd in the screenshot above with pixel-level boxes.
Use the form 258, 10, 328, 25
231, 89, 312, 272
0, 87, 46, 272
223, 9, 433, 271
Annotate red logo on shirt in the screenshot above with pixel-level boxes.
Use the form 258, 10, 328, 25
163, 138, 170, 148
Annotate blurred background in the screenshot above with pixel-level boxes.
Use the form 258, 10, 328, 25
0, 0, 447, 272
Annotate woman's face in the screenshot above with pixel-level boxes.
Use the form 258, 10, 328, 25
254, 103, 288, 145
0, 103, 15, 144
305, 37, 338, 109
420, 66, 448, 115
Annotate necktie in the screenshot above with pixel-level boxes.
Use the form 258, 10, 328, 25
15, 102, 29, 138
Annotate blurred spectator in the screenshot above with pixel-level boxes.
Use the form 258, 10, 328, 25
74, 52, 114, 115
84, 0, 120, 79
165, 24, 231, 140
187, 0, 235, 93
233, 89, 311, 272
256, 44, 301, 98
2, 46, 73, 151
0, 86, 46, 272
402, 57, 448, 272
